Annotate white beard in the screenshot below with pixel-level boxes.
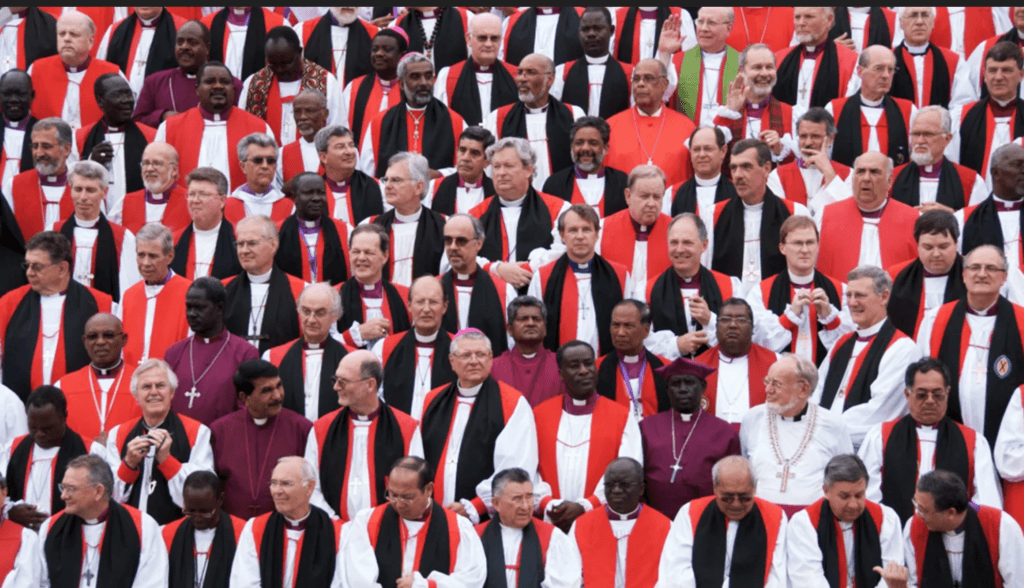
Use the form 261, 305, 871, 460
910, 151, 934, 167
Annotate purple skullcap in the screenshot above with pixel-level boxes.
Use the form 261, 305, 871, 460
376, 27, 410, 52
453, 327, 486, 339
654, 357, 717, 381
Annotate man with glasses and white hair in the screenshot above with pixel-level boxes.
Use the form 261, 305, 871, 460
115, 142, 190, 234
917, 244, 1024, 450
741, 353, 854, 517
169, 167, 241, 280
772, 7, 859, 110
811, 266, 921, 450
230, 456, 345, 587
656, 455, 788, 588
225, 132, 291, 224
306, 349, 422, 521
57, 159, 141, 303
104, 358, 214, 525
37, 453, 168, 588
890, 7, 975, 110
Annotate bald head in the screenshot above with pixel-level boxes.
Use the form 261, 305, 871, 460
140, 142, 179, 193
57, 11, 95, 67
0, 69, 33, 122
85, 312, 122, 332
467, 12, 502, 66
83, 313, 127, 368
858, 45, 897, 101
469, 12, 502, 35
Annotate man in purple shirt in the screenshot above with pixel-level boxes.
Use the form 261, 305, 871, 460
490, 295, 562, 407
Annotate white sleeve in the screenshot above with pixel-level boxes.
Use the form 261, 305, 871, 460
325, 75, 343, 129
945, 106, 963, 164
541, 527, 582, 588
1, 526, 40, 588
527, 201, 571, 270
950, 56, 979, 108
106, 424, 133, 503
154, 121, 167, 143
858, 423, 886, 502
644, 328, 681, 360
434, 67, 451, 104
971, 434, 1004, 509
166, 424, 214, 507
408, 425, 424, 458
229, 519, 262, 588
766, 514, 788, 588
914, 306, 939, 354
482, 109, 499, 138
358, 126, 377, 177
238, 75, 254, 108
421, 515, 488, 588
37, 517, 52, 588
766, 169, 788, 200
526, 270, 543, 300
134, 514, 169, 588
995, 388, 1024, 481
809, 350, 832, 407
746, 282, 792, 352
998, 512, 1024, 587
879, 504, 907, 574
550, 64, 566, 101
0, 385, 27, 447
306, 427, 339, 519
839, 338, 920, 448
474, 396, 540, 512
786, 511, 828, 587
336, 521, 380, 588
654, 505, 697, 588
966, 42, 986, 96
340, 80, 353, 133
968, 174, 990, 206
96, 25, 114, 61
119, 230, 142, 300
902, 517, 920, 587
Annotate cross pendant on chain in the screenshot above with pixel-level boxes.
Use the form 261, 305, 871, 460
743, 259, 759, 283
777, 462, 795, 492
799, 86, 808, 100
670, 463, 683, 483
185, 387, 201, 409
973, 361, 986, 385
83, 569, 96, 586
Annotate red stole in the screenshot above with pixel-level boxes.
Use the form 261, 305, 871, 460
880, 417, 977, 497
773, 43, 858, 102
119, 185, 191, 233
830, 96, 914, 154
909, 506, 1003, 588
12, 170, 73, 240
959, 100, 1017, 178
599, 211, 671, 278
1005, 390, 1024, 529
613, 7, 682, 64
695, 345, 775, 425
687, 496, 784, 585
224, 196, 294, 225
249, 511, 344, 586
281, 140, 324, 183
164, 107, 267, 190
366, 503, 460, 570
537, 259, 629, 345
897, 46, 960, 107
60, 364, 140, 444
595, 353, 665, 418
59, 215, 128, 283
805, 498, 884, 588
338, 283, 409, 348
468, 192, 565, 262
927, 299, 1024, 366
345, 75, 402, 141
161, 513, 247, 551
930, 8, 996, 55
574, 505, 670, 588
0, 520, 24, 579
368, 106, 464, 163
29, 55, 119, 127
817, 198, 919, 281
311, 409, 418, 520
121, 273, 192, 365
533, 395, 628, 508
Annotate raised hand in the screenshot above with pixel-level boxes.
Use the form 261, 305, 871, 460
725, 73, 747, 112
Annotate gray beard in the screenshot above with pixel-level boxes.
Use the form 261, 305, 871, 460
796, 33, 818, 45
910, 151, 934, 167
518, 90, 537, 104
572, 153, 604, 172
405, 87, 432, 108
766, 398, 801, 415
35, 161, 60, 177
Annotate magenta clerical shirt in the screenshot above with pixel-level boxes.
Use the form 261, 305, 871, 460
491, 347, 562, 407
165, 330, 259, 425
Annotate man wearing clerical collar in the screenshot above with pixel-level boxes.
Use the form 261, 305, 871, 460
550, 7, 632, 120
0, 69, 36, 204
490, 295, 563, 407
225, 133, 289, 224
715, 43, 793, 163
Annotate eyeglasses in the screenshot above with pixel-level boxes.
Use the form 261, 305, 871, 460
865, 65, 898, 75
718, 316, 752, 325
187, 190, 219, 201
631, 74, 666, 85
911, 391, 948, 402
22, 261, 56, 273
269, 479, 298, 489
902, 10, 933, 21
764, 377, 800, 388
410, 298, 444, 308
247, 156, 277, 165
964, 264, 1007, 274
910, 131, 944, 139
443, 236, 476, 247
234, 239, 268, 250
717, 493, 754, 504
331, 375, 371, 390
299, 308, 332, 319
58, 483, 95, 495
380, 176, 412, 186
695, 18, 728, 27
784, 239, 818, 250
386, 489, 421, 504
140, 159, 170, 169
452, 351, 491, 361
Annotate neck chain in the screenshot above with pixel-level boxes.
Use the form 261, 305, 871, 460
195, 543, 212, 588
418, 8, 444, 60
409, 109, 426, 144
249, 284, 272, 339
631, 106, 668, 165
617, 359, 646, 419
669, 409, 701, 482
416, 349, 432, 390
766, 403, 819, 492
188, 333, 231, 401
558, 404, 593, 449
244, 413, 280, 504
88, 362, 126, 432
739, 8, 771, 46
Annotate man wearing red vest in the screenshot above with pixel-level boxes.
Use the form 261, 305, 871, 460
927, 7, 1006, 58
535, 341, 642, 532
570, 457, 671, 588
435, 13, 519, 127
306, 349, 422, 521
595, 300, 670, 419
477, 467, 581, 586
0, 473, 39, 585
294, 8, 377, 88
766, 108, 852, 219
342, 456, 487, 587
114, 142, 190, 234
27, 11, 121, 131
96, 7, 185, 97
595, 164, 668, 292
341, 28, 406, 145
816, 152, 919, 282
544, 117, 630, 220
0, 7, 56, 73
656, 455, 787, 587
224, 133, 292, 225
787, 454, 905, 588
903, 469, 1024, 587
773, 8, 858, 110
891, 8, 974, 110
966, 7, 1024, 97
859, 358, 1003, 524
11, 118, 74, 241
726, 7, 795, 54
996, 384, 1024, 530
154, 61, 274, 193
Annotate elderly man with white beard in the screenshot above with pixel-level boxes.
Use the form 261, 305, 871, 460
113, 142, 190, 234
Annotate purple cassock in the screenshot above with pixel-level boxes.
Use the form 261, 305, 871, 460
133, 67, 245, 128
165, 331, 259, 426
209, 408, 312, 519
491, 348, 563, 408
640, 409, 741, 519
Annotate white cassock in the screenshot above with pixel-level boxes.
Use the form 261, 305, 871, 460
740, 403, 855, 508
551, 53, 619, 118
608, 7, 697, 59
36, 509, 168, 588
103, 419, 215, 515
371, 330, 440, 421
340, 504, 487, 588
238, 75, 342, 146
0, 8, 24, 76
0, 442, 56, 517
810, 319, 921, 449
68, 216, 142, 301
896, 161, 989, 208
947, 101, 1017, 186
954, 195, 1022, 267
0, 382, 28, 447
995, 387, 1024, 491
127, 270, 178, 362
227, 186, 293, 218
654, 499, 788, 588
190, 222, 221, 280
967, 28, 1024, 97
0, 520, 40, 587
434, 62, 497, 125
527, 261, 635, 355
483, 103, 584, 191
900, 7, 1012, 58
640, 273, 742, 360
858, 421, 1004, 508
262, 340, 335, 421
490, 524, 581, 588
358, 206, 421, 288
230, 511, 346, 588
96, 15, 159, 97
244, 270, 272, 348
705, 200, 811, 296
903, 509, 1024, 588
713, 349, 780, 426
825, 97, 918, 156
766, 163, 853, 219
1, 118, 27, 208
154, 111, 278, 191
787, 502, 905, 588
339, 77, 399, 140
499, 8, 560, 63
38, 178, 69, 233
425, 177, 486, 214
221, 9, 254, 80
747, 271, 854, 361
539, 397, 643, 517
916, 306, 998, 435
306, 414, 425, 519
293, 137, 321, 173
567, 507, 647, 588
487, 195, 569, 268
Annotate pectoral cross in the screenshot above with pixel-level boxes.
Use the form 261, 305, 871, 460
973, 361, 987, 385
83, 568, 95, 586
743, 258, 759, 283
799, 85, 808, 100
185, 386, 200, 409
777, 462, 795, 492
720, 408, 740, 423
670, 463, 684, 483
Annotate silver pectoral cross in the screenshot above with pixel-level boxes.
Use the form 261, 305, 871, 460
82, 568, 95, 586
799, 85, 808, 100
777, 462, 795, 492
185, 386, 200, 409
670, 463, 684, 483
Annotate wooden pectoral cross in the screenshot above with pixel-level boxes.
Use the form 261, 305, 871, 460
185, 387, 201, 409
777, 462, 795, 492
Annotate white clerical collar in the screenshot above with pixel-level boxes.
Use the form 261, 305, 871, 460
499, 522, 523, 534
303, 219, 317, 229
407, 103, 427, 112
638, 6, 657, 11
993, 194, 1019, 206
247, 269, 272, 284
788, 270, 814, 285
194, 221, 222, 237
456, 272, 473, 280
638, 106, 662, 117
702, 48, 726, 60
526, 103, 548, 114
858, 200, 887, 214
458, 382, 483, 397
905, 42, 929, 55
74, 215, 100, 228
139, 15, 158, 26
253, 416, 268, 426
860, 94, 884, 108
608, 504, 642, 520
856, 318, 886, 338
719, 350, 747, 364
41, 291, 66, 299
499, 195, 525, 207
83, 516, 105, 525
232, 7, 247, 15
521, 351, 537, 359
285, 511, 311, 526
742, 200, 764, 212
572, 397, 589, 406
679, 411, 693, 422
415, 330, 438, 344
695, 174, 720, 187
395, 207, 422, 223
304, 340, 322, 350
848, 6, 870, 13
969, 300, 998, 315
622, 354, 639, 363
585, 53, 610, 65
994, 96, 1014, 108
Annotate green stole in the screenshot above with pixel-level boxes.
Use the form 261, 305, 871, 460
676, 46, 740, 121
